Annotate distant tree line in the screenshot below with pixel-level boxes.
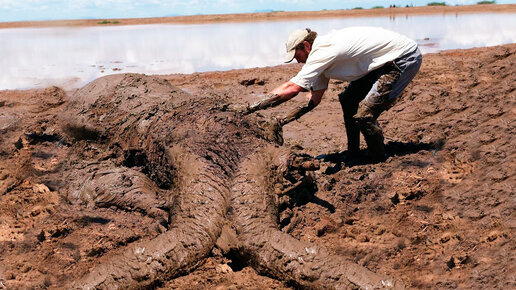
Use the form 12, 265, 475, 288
426, 1, 495, 5
345, 1, 496, 10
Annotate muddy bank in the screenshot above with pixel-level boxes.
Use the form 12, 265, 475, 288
1, 4, 516, 29
0, 44, 515, 289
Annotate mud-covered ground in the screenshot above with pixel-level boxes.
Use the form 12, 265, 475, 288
1, 44, 515, 289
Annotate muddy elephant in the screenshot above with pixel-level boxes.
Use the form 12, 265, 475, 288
59, 74, 402, 289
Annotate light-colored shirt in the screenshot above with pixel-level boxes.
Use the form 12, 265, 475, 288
290, 27, 418, 91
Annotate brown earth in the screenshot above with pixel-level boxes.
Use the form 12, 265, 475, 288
0, 43, 515, 289
1, 4, 516, 29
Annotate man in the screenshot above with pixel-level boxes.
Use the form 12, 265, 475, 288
244, 27, 422, 162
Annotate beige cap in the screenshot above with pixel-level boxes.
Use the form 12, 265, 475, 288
284, 28, 309, 63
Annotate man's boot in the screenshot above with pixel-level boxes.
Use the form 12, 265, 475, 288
354, 108, 386, 163
339, 91, 361, 160
359, 118, 386, 162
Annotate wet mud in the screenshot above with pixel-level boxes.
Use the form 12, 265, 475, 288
0, 44, 515, 289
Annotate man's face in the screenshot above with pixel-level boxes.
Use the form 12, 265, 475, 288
294, 41, 311, 63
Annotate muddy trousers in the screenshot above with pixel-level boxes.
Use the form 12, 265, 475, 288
339, 48, 422, 161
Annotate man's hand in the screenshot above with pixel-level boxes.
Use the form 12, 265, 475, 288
278, 99, 316, 126
227, 103, 252, 114
277, 89, 325, 126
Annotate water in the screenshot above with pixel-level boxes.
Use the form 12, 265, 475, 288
1, 12, 515, 90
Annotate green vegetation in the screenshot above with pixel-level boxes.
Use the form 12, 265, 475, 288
352, 7, 363, 10
427, 2, 446, 6
97, 20, 120, 25
477, 0, 495, 4
372, 6, 384, 9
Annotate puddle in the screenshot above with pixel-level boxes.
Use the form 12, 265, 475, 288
0, 12, 515, 90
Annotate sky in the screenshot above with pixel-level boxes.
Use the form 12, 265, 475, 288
0, 0, 515, 22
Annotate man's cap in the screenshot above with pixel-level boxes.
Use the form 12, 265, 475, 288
284, 28, 310, 63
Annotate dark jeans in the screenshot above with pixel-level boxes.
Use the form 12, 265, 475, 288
338, 48, 423, 161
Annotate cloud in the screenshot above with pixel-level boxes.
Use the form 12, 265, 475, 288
0, 0, 204, 21
0, 0, 196, 12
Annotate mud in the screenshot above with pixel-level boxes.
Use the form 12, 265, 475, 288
0, 44, 515, 289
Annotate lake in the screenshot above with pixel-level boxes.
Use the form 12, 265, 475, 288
1, 12, 515, 90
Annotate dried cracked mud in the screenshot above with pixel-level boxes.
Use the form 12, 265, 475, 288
0, 44, 515, 289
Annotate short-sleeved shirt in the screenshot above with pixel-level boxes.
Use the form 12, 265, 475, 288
290, 27, 418, 91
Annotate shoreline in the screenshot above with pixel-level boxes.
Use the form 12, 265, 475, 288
1, 4, 516, 29
1, 43, 514, 93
